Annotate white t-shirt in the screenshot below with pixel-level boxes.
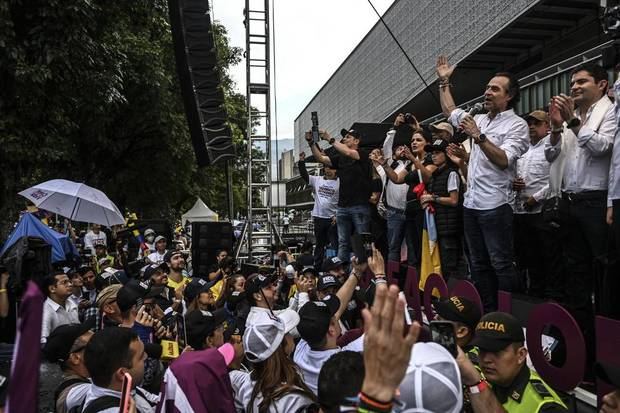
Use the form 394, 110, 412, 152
292, 336, 364, 395
83, 231, 106, 254
447, 171, 460, 193
385, 161, 408, 210
147, 250, 167, 264
309, 176, 339, 219
229, 370, 315, 413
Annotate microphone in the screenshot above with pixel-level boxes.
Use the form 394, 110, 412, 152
467, 102, 485, 117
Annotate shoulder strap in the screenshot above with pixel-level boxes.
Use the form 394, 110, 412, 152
81, 395, 121, 413
54, 377, 90, 404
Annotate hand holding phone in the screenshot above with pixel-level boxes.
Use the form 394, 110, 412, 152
430, 320, 458, 358
120, 372, 133, 413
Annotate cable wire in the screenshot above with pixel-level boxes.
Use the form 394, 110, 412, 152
366, 0, 440, 107
271, 0, 282, 229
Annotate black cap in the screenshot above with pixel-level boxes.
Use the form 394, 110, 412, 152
184, 277, 217, 302
471, 312, 525, 352
322, 257, 344, 272
424, 138, 449, 154
186, 309, 228, 345
298, 295, 340, 345
245, 273, 277, 296
43, 319, 95, 363
116, 279, 164, 313
340, 129, 362, 140
301, 267, 319, 278
226, 290, 247, 311
143, 263, 169, 280
596, 362, 620, 388
317, 274, 340, 291
434, 296, 481, 331
163, 249, 184, 264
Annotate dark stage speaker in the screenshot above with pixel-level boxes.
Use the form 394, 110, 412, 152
191, 221, 233, 278
168, 0, 235, 166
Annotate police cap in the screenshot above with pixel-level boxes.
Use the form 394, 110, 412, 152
470, 312, 525, 352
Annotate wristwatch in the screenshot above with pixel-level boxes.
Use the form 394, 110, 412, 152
432, 194, 439, 203
567, 117, 581, 129
476, 133, 487, 144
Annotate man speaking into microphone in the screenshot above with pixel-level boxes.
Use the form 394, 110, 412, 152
436, 55, 529, 312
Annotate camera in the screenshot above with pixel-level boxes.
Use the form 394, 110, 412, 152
311, 112, 320, 144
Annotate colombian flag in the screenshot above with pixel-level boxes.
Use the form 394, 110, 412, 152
412, 181, 442, 291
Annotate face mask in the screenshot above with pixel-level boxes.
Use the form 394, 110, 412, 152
146, 235, 155, 243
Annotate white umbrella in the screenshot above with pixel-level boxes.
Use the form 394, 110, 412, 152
18, 179, 125, 227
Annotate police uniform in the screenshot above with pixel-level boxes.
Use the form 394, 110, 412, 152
471, 312, 567, 413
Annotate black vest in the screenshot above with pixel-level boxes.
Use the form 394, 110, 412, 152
428, 166, 462, 237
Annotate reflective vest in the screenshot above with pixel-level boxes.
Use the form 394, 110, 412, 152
501, 369, 567, 413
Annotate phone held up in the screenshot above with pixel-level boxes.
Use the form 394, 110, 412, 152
120, 372, 133, 413
351, 232, 374, 264
430, 320, 458, 358
311, 111, 320, 144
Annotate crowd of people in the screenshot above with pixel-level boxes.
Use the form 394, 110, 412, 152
1, 54, 620, 413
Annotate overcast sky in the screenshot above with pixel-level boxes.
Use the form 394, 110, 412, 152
212, 0, 394, 145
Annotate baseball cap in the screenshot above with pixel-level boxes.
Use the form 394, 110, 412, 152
430, 122, 454, 138
95, 284, 122, 309
317, 274, 340, 291
154, 235, 166, 244
596, 362, 620, 388
116, 279, 164, 313
143, 263, 169, 280
398, 342, 463, 413
226, 290, 247, 311
245, 272, 277, 296
470, 312, 525, 352
285, 264, 296, 278
144, 228, 155, 237
340, 128, 362, 140
322, 256, 344, 272
301, 266, 318, 278
184, 277, 217, 302
243, 309, 300, 362
186, 309, 228, 347
526, 110, 549, 123
43, 318, 95, 363
434, 296, 481, 331
297, 295, 340, 345
424, 138, 449, 154
163, 249, 183, 263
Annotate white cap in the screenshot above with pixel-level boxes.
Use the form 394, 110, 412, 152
243, 309, 299, 362
397, 343, 463, 413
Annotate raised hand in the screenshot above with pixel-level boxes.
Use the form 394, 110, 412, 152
548, 100, 563, 129
299, 151, 306, 161
436, 55, 456, 80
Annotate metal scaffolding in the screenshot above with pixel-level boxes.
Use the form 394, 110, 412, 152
239, 0, 276, 262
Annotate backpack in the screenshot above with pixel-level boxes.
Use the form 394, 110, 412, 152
54, 377, 90, 407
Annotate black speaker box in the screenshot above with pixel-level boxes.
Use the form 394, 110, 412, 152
191, 221, 233, 278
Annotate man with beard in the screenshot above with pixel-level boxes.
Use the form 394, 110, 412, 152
436, 55, 529, 312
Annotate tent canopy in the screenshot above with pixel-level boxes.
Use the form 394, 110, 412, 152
182, 198, 218, 226
0, 213, 79, 263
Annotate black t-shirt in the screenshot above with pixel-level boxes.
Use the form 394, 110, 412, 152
328, 149, 372, 207
403, 154, 433, 216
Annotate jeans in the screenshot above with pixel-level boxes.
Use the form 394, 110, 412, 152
337, 205, 371, 263
463, 204, 517, 312
313, 216, 338, 267
438, 235, 462, 281
386, 207, 407, 263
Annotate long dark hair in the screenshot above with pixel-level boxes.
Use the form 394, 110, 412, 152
249, 342, 317, 413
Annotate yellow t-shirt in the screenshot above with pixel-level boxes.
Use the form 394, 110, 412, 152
167, 276, 191, 291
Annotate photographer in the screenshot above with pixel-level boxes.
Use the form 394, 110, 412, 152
207, 249, 229, 281
306, 129, 373, 264
437, 55, 529, 311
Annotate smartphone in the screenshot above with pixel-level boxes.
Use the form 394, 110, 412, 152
120, 372, 133, 413
176, 314, 187, 349
430, 320, 458, 358
311, 112, 320, 144
361, 232, 374, 258
351, 233, 367, 263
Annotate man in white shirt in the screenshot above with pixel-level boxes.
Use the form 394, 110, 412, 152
82, 327, 159, 413
607, 75, 620, 297
83, 224, 107, 255
146, 235, 168, 264
41, 272, 80, 344
513, 110, 560, 299
546, 63, 616, 341
436, 55, 529, 312
293, 295, 364, 395
382, 114, 411, 263
298, 151, 339, 267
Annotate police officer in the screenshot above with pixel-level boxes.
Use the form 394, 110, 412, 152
434, 296, 482, 357
471, 312, 567, 412
434, 296, 482, 413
